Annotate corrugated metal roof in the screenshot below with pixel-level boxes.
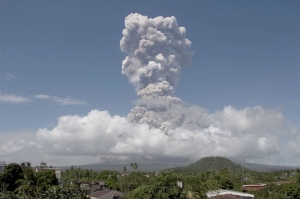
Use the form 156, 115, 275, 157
89, 189, 112, 198
206, 189, 254, 198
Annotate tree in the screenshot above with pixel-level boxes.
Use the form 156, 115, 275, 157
296, 169, 300, 184
0, 191, 19, 199
0, 172, 12, 192
148, 171, 184, 199
130, 185, 153, 199
44, 186, 60, 199
97, 170, 119, 181
123, 166, 127, 174
40, 162, 47, 167
255, 183, 300, 199
58, 184, 86, 199
278, 183, 300, 199
15, 173, 38, 198
61, 167, 100, 184
20, 162, 26, 168
106, 175, 119, 190
26, 162, 31, 167
129, 171, 185, 199
36, 170, 58, 191
133, 163, 138, 170
0, 163, 24, 191
119, 171, 149, 197
206, 169, 234, 190
185, 190, 200, 199
183, 174, 208, 198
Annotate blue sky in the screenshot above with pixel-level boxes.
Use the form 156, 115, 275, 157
0, 1, 299, 166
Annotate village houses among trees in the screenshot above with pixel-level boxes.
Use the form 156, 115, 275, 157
1, 157, 300, 199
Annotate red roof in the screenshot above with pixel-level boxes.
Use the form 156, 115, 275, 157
242, 184, 265, 191
210, 195, 242, 199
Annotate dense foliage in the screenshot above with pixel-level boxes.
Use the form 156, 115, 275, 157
0, 159, 299, 199
61, 166, 99, 184
0, 163, 85, 199
0, 163, 24, 192
254, 183, 300, 199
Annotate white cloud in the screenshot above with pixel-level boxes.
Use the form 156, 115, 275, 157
32, 106, 298, 166
35, 94, 50, 99
0, 132, 40, 164
0, 106, 299, 166
51, 97, 86, 105
34, 94, 86, 105
36, 110, 167, 157
287, 131, 300, 157
0, 93, 30, 103
210, 106, 287, 136
0, 93, 86, 105
4, 73, 18, 80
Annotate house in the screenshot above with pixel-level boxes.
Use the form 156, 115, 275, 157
90, 184, 101, 193
80, 183, 102, 194
206, 189, 254, 199
89, 189, 124, 199
0, 161, 6, 173
80, 183, 94, 195
242, 184, 266, 192
80, 184, 90, 191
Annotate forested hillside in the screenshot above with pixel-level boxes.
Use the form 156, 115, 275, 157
170, 156, 247, 172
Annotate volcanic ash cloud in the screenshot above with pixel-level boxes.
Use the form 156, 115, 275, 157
120, 13, 194, 133
14, 13, 296, 166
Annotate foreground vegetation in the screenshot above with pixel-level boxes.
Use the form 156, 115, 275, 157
1, 158, 300, 199
0, 163, 85, 199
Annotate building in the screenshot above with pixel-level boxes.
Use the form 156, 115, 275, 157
242, 184, 266, 192
35, 166, 61, 184
177, 181, 184, 189
89, 189, 124, 199
80, 183, 102, 194
0, 161, 6, 173
206, 189, 254, 199
80, 183, 90, 191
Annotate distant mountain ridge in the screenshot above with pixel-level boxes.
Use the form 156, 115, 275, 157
229, 158, 299, 171
60, 156, 299, 172
60, 161, 186, 172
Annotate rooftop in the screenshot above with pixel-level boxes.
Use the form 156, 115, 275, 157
206, 189, 254, 198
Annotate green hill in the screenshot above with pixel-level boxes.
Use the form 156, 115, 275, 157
172, 156, 247, 172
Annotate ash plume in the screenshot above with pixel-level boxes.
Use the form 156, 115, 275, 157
120, 13, 194, 133
10, 13, 295, 166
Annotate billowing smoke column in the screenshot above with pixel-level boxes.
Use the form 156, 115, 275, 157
17, 13, 294, 166
120, 13, 193, 94
120, 13, 194, 133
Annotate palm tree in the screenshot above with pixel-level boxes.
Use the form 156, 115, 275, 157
45, 186, 60, 199
133, 163, 138, 170
59, 184, 85, 199
40, 162, 47, 167
15, 175, 38, 198
130, 163, 134, 170
123, 166, 127, 174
